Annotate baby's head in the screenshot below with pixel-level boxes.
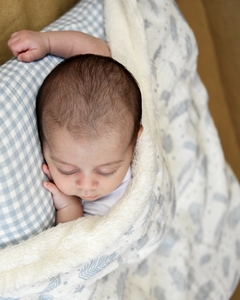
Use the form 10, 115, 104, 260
36, 54, 143, 200
37, 54, 142, 150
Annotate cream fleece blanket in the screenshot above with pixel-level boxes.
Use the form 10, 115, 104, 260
1, 0, 240, 298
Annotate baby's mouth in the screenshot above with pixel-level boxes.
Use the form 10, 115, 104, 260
81, 195, 99, 201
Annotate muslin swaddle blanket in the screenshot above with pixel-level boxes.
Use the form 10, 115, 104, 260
0, 0, 239, 298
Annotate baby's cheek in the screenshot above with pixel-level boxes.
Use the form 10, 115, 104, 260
57, 183, 73, 196
108, 176, 123, 192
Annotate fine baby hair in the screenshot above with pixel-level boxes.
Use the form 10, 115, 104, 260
36, 54, 142, 147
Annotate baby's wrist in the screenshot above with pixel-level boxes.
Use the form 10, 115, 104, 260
42, 32, 51, 54
55, 198, 83, 224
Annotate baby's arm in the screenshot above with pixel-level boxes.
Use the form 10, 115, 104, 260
8, 30, 110, 62
43, 164, 83, 225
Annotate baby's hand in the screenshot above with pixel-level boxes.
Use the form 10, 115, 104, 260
8, 30, 49, 62
42, 164, 83, 224
43, 180, 72, 211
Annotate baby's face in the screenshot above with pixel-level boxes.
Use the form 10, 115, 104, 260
43, 129, 134, 201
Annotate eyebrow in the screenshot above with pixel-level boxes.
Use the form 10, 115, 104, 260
50, 156, 123, 167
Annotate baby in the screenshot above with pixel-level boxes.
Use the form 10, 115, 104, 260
8, 30, 143, 224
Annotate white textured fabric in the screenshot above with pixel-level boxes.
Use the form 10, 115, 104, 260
0, 0, 239, 299
83, 168, 131, 216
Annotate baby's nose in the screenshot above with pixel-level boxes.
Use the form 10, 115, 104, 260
76, 175, 97, 191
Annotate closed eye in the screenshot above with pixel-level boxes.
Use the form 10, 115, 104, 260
58, 169, 78, 176
97, 170, 117, 177
58, 169, 117, 177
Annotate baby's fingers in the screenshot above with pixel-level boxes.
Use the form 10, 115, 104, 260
17, 50, 40, 62
7, 36, 21, 56
8, 32, 20, 45
43, 181, 60, 197
9, 31, 20, 38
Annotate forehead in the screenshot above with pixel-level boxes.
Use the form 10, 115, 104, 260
45, 128, 131, 161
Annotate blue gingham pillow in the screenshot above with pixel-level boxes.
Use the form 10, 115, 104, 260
0, 0, 105, 248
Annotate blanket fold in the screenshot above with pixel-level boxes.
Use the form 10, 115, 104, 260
0, 0, 239, 298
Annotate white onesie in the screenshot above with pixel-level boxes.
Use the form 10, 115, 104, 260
82, 168, 131, 216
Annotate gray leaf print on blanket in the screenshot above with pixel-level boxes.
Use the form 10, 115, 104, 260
185, 34, 193, 61
124, 225, 134, 236
169, 267, 186, 291
78, 252, 118, 280
117, 271, 128, 299
195, 281, 215, 300
153, 44, 162, 62
148, 0, 159, 15
38, 295, 54, 300
189, 203, 203, 243
180, 69, 190, 81
222, 256, 230, 277
40, 275, 61, 294
137, 234, 149, 250
144, 192, 157, 224
160, 90, 171, 105
228, 205, 240, 229
189, 203, 201, 224
168, 100, 189, 123
200, 254, 211, 265
213, 193, 227, 204
74, 285, 85, 293
183, 141, 199, 154
144, 19, 151, 30
136, 259, 149, 277
154, 286, 166, 299
170, 15, 178, 41
157, 228, 179, 255
162, 132, 173, 153
151, 45, 162, 78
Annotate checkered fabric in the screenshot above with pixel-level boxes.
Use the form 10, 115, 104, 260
0, 0, 104, 248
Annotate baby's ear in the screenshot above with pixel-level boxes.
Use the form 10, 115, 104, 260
42, 163, 53, 181
137, 125, 143, 138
